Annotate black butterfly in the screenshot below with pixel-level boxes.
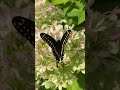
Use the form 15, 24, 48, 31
40, 30, 72, 66
12, 16, 35, 47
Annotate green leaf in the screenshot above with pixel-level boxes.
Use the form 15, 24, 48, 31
51, 0, 69, 5
67, 79, 83, 90
75, 0, 85, 10
77, 72, 85, 90
63, 5, 71, 16
67, 9, 79, 17
67, 18, 73, 25
78, 10, 85, 25
69, 0, 75, 3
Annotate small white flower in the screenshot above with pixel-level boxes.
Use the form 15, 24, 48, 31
40, 66, 46, 73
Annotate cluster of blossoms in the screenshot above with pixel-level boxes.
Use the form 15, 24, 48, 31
35, 23, 85, 90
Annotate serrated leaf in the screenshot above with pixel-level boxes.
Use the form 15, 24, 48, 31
78, 10, 85, 25
67, 9, 79, 17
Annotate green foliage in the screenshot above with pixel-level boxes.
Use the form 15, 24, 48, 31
86, 6, 120, 89
47, 0, 85, 30
35, 1, 85, 90
35, 28, 85, 90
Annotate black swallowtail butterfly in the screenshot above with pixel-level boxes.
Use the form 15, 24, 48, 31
40, 30, 72, 66
12, 16, 35, 47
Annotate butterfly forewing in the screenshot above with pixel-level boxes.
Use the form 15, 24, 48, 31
40, 33, 57, 49
61, 30, 72, 46
60, 30, 72, 56
12, 16, 35, 47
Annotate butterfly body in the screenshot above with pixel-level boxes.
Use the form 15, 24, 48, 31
53, 40, 64, 62
40, 30, 72, 64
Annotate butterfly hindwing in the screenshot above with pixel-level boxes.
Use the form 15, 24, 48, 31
60, 30, 72, 58
12, 16, 35, 47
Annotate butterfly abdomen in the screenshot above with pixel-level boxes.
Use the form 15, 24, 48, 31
56, 40, 64, 61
